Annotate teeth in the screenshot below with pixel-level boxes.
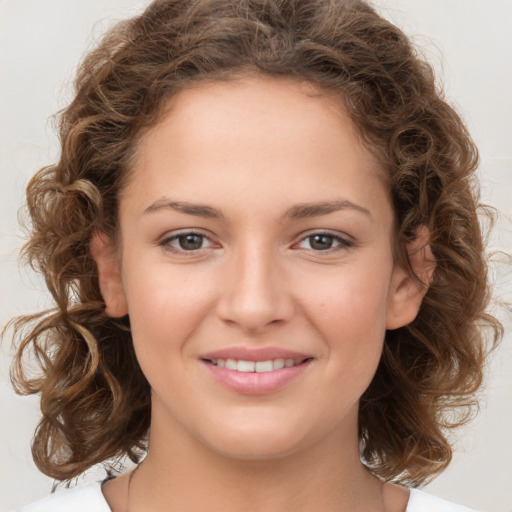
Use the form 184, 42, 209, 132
225, 359, 237, 370
255, 360, 273, 372
273, 358, 285, 370
237, 360, 255, 372
210, 358, 303, 372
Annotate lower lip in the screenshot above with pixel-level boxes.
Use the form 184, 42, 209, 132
201, 360, 312, 395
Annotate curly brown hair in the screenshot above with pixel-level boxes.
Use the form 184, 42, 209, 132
9, 0, 502, 486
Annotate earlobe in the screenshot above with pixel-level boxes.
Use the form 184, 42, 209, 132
386, 226, 436, 330
90, 232, 128, 318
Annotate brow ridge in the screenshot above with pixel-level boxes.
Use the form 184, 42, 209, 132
144, 200, 224, 219
143, 198, 371, 220
282, 200, 372, 220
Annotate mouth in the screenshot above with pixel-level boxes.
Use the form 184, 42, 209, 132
204, 357, 312, 373
200, 349, 314, 394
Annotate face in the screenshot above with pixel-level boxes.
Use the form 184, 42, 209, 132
94, 76, 423, 462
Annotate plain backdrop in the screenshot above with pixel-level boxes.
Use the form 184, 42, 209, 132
1, 1, 511, 511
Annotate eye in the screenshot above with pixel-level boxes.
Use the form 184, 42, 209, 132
296, 232, 353, 252
159, 231, 217, 253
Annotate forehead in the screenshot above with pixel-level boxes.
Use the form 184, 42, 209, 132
132, 76, 380, 172
124, 76, 391, 226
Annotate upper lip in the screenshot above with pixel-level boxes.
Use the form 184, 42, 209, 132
200, 347, 313, 362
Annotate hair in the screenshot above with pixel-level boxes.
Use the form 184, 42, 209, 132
8, 0, 502, 486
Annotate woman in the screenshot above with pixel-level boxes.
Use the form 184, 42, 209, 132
8, 0, 502, 510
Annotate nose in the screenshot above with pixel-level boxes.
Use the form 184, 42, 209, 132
215, 242, 295, 334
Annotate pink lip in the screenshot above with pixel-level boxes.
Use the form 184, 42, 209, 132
199, 347, 313, 395
200, 346, 312, 362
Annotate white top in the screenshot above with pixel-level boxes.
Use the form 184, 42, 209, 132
14, 481, 478, 512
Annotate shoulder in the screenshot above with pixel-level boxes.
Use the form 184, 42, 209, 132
407, 488, 478, 512
15, 481, 111, 512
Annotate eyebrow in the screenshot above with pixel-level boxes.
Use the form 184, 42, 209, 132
283, 200, 372, 220
144, 200, 224, 219
143, 198, 371, 220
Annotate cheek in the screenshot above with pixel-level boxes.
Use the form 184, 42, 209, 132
305, 264, 392, 385
305, 260, 392, 333
122, 263, 216, 357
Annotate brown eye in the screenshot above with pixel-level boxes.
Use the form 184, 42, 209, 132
309, 234, 335, 251
177, 233, 204, 250
296, 231, 353, 253
159, 231, 216, 253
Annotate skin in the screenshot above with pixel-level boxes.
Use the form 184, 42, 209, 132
95, 76, 431, 512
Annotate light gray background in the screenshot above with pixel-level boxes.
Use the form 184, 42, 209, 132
1, 1, 511, 511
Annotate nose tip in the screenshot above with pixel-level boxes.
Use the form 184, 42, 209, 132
215, 251, 294, 333
220, 294, 290, 333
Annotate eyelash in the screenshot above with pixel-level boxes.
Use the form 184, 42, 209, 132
158, 230, 354, 255
158, 230, 217, 254
294, 231, 354, 253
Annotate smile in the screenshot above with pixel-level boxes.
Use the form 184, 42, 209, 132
201, 352, 313, 395
207, 358, 306, 372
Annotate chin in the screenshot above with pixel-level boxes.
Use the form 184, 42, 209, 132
207, 433, 306, 462
197, 415, 325, 463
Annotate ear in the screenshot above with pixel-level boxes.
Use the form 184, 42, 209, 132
386, 226, 436, 330
90, 232, 129, 318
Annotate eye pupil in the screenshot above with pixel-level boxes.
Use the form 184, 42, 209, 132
179, 234, 203, 250
310, 234, 333, 250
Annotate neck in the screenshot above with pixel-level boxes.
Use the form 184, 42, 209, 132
126, 404, 389, 512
